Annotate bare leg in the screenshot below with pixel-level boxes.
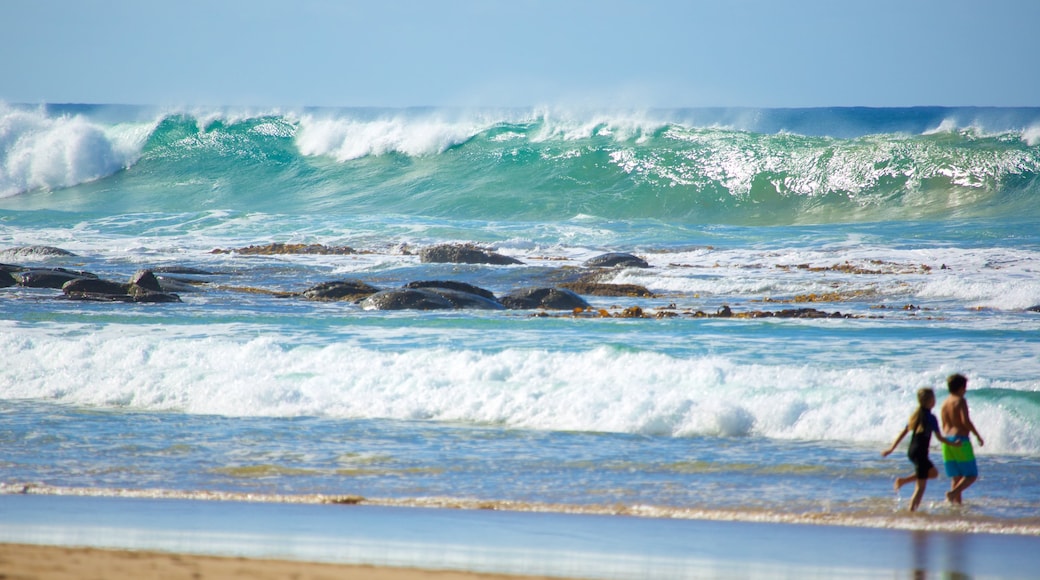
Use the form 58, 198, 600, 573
895, 474, 917, 491
947, 476, 962, 504
946, 475, 976, 504
909, 479, 928, 511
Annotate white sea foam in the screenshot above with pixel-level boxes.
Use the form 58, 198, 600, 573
2, 324, 1035, 454
0, 104, 152, 197
294, 113, 490, 160
1024, 124, 1040, 147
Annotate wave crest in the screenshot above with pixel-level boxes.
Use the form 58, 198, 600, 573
0, 104, 152, 197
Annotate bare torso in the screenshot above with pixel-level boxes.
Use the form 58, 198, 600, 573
941, 394, 970, 436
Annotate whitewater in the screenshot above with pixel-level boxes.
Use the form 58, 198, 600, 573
2, 103, 1040, 530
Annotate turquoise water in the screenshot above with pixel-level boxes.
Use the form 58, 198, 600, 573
2, 103, 1039, 528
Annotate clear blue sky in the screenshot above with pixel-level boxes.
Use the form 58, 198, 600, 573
2, 0, 1037, 108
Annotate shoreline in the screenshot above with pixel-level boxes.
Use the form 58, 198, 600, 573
4, 482, 1038, 537
3, 493, 1038, 579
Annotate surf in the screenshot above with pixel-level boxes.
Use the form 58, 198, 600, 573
3, 104, 1040, 226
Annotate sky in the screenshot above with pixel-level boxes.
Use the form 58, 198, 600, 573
2, 0, 1038, 109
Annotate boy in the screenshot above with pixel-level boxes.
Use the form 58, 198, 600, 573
940, 373, 984, 504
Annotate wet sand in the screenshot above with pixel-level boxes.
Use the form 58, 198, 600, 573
0, 543, 567, 580
1, 493, 1037, 579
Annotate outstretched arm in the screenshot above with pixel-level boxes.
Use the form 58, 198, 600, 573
882, 426, 908, 457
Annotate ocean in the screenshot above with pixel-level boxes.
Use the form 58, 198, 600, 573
2, 103, 1040, 532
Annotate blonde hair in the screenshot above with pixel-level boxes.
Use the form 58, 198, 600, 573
909, 388, 935, 433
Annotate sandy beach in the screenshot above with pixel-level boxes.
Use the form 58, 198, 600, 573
0, 543, 569, 580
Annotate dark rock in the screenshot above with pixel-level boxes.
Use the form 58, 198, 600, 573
155, 276, 204, 293
0, 270, 17, 288
419, 288, 504, 310
211, 243, 357, 255
419, 244, 523, 266
1027, 305, 1040, 313
128, 288, 182, 303
774, 308, 837, 319
360, 288, 456, 310
302, 280, 381, 302
2, 246, 76, 257
62, 292, 136, 303
500, 287, 590, 310
152, 266, 218, 275
560, 281, 654, 297
129, 270, 163, 292
583, 252, 650, 269
716, 305, 733, 317
16, 269, 97, 289
404, 280, 497, 301
62, 278, 129, 295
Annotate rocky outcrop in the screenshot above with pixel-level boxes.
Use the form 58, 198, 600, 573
360, 283, 504, 311
0, 270, 18, 288
129, 270, 163, 292
499, 287, 590, 310
152, 266, 219, 275
419, 244, 523, 266
61, 269, 181, 303
690, 305, 851, 319
16, 268, 98, 289
560, 281, 654, 297
302, 280, 381, 302
1, 246, 76, 257
210, 243, 357, 255
404, 280, 497, 301
361, 288, 457, 310
420, 288, 504, 310
583, 252, 650, 269
62, 278, 129, 295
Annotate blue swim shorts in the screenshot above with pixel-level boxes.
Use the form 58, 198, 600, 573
942, 435, 979, 478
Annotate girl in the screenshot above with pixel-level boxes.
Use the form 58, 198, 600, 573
882, 388, 960, 511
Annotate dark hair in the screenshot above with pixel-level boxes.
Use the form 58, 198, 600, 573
947, 373, 968, 394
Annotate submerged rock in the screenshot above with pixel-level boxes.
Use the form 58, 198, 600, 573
211, 243, 357, 255
560, 281, 654, 297
126, 288, 182, 303
302, 280, 381, 302
404, 280, 497, 301
16, 268, 98, 289
151, 266, 219, 275
418, 287, 504, 310
499, 287, 590, 310
583, 252, 650, 269
361, 288, 456, 310
0, 270, 18, 288
419, 244, 523, 266
62, 278, 129, 295
1, 246, 77, 257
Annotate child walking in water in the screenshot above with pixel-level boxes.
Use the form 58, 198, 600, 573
941, 373, 984, 505
882, 388, 961, 511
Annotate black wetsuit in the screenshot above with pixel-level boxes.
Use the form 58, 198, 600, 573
907, 410, 940, 480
